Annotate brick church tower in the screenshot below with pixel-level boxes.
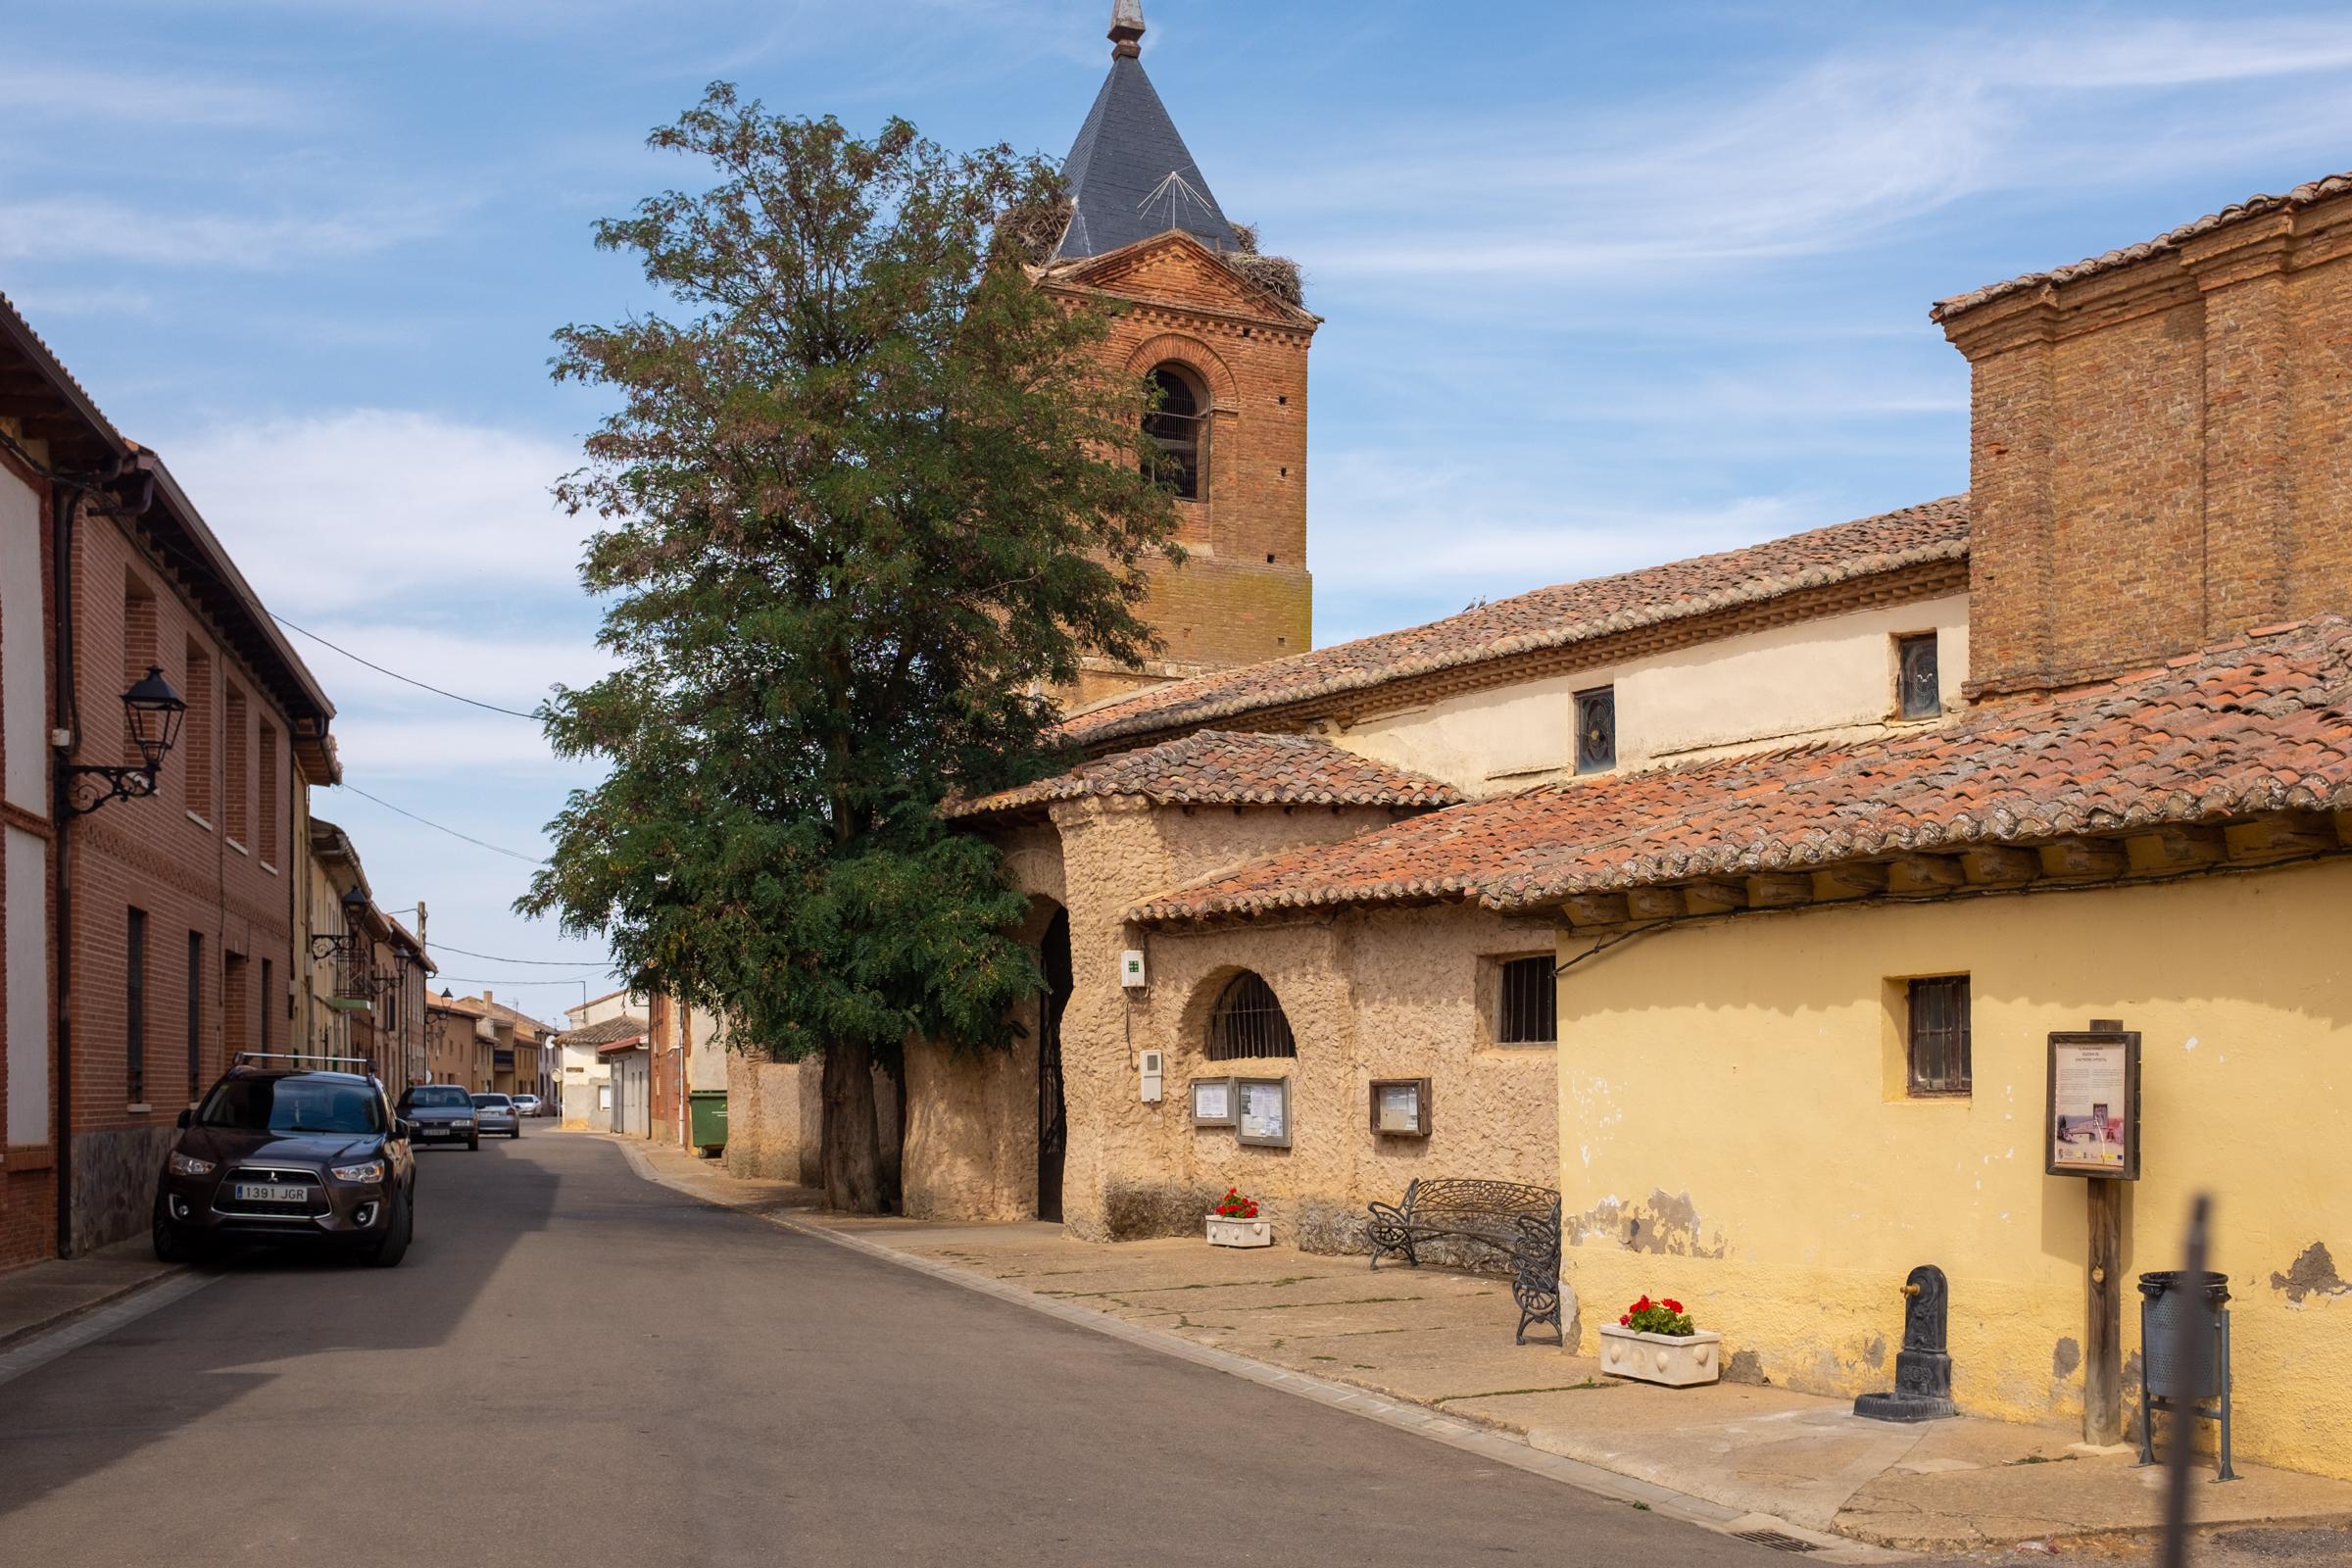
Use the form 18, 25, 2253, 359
1034, 0, 1319, 710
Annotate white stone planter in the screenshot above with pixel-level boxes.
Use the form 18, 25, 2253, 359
1205, 1214, 1271, 1248
1598, 1324, 1723, 1387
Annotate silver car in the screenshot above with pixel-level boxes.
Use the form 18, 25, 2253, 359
512, 1094, 545, 1119
469, 1093, 520, 1139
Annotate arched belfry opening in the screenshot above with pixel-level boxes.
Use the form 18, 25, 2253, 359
1036, 907, 1072, 1222
1145, 363, 1205, 500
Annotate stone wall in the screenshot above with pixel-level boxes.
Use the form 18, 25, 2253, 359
71, 1125, 176, 1253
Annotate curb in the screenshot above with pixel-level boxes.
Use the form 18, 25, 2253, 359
0, 1261, 189, 1359
610, 1138, 1896, 1563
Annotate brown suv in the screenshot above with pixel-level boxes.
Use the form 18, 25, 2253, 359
152, 1058, 416, 1266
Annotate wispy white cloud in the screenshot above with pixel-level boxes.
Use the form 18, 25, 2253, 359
154, 410, 588, 615
0, 194, 467, 270
1252, 15, 2352, 287
1308, 447, 1825, 601
0, 61, 310, 127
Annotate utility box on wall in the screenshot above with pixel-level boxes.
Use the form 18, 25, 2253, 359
1139, 1050, 1163, 1102
1120, 950, 1148, 988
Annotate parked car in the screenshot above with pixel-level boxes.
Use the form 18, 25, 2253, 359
470, 1093, 521, 1139
512, 1094, 544, 1119
398, 1083, 480, 1151
152, 1057, 415, 1266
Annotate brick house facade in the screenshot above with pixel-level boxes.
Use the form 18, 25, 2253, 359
0, 293, 338, 1265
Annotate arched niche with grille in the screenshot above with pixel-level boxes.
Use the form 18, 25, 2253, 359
1144, 362, 1206, 500
1203, 970, 1297, 1061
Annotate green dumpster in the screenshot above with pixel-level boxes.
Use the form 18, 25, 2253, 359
688, 1090, 729, 1153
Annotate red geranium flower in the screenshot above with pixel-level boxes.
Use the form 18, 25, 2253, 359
1632, 1296, 1651, 1312
1664, 1299, 1683, 1313
1620, 1313, 1631, 1326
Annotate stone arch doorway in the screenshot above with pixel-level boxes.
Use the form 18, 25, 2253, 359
1036, 906, 1072, 1223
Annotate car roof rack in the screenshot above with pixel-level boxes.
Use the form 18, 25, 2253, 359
232, 1052, 378, 1075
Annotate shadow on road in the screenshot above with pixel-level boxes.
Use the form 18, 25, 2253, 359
0, 1128, 564, 1521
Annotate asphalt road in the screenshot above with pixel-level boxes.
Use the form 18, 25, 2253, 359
0, 1128, 1788, 1567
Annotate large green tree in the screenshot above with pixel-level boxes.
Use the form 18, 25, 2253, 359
521, 86, 1180, 1210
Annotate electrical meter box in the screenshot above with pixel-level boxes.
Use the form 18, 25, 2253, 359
1140, 1050, 1164, 1102
1119, 950, 1148, 988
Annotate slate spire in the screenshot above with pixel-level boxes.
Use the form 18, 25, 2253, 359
1053, 0, 1238, 262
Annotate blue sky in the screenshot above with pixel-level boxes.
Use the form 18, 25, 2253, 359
9, 0, 2352, 1023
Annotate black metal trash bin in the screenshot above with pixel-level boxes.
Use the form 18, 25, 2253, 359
2136, 1269, 2236, 1481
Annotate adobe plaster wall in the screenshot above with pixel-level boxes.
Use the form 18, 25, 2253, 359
1330, 594, 1970, 796
723, 1054, 816, 1185
1089, 899, 1560, 1253
1555, 858, 2352, 1479
902, 803, 1517, 1234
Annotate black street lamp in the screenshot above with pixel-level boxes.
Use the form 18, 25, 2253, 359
309, 884, 372, 962
60, 665, 186, 816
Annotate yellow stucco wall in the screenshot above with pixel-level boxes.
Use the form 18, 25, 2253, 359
1556, 858, 2352, 1478
1333, 594, 1970, 794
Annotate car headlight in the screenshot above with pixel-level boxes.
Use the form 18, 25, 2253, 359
168, 1151, 216, 1177
456, 1116, 474, 1127
330, 1159, 386, 1184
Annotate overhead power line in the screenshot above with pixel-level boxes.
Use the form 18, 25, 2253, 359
339, 783, 549, 865
272, 613, 545, 719
426, 941, 609, 967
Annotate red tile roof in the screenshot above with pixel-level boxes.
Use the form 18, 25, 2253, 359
1933, 171, 2352, 322
561, 1014, 650, 1051
1062, 497, 1969, 749
947, 730, 1462, 819
1131, 617, 2352, 923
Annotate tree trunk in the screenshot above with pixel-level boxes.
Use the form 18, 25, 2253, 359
820, 1039, 885, 1213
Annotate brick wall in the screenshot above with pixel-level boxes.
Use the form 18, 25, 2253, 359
62, 503, 300, 1251
1046, 235, 1317, 701
1943, 191, 2352, 695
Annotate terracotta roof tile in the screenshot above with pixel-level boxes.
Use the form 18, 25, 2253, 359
1932, 171, 2352, 322
561, 1015, 649, 1050
1062, 497, 1968, 748
1131, 617, 2352, 923
948, 730, 1461, 819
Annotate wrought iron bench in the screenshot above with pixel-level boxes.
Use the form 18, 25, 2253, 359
1365, 1178, 1564, 1345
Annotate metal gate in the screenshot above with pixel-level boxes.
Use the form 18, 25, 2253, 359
1037, 909, 1071, 1223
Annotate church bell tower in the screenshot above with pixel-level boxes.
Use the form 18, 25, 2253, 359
1036, 0, 1318, 710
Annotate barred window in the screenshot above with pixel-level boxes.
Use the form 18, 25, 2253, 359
1906, 975, 1972, 1098
1897, 634, 1941, 720
1204, 971, 1296, 1060
1495, 956, 1556, 1045
1575, 686, 1616, 774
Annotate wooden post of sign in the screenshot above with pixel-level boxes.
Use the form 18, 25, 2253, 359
2084, 1176, 2125, 1444
2082, 1017, 2128, 1446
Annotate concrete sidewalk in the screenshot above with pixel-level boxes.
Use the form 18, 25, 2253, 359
0, 1237, 183, 1352
616, 1135, 2352, 1553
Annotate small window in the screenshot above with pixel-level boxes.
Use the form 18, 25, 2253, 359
126, 908, 147, 1103
1495, 956, 1556, 1045
1204, 971, 1297, 1060
1906, 976, 1971, 1097
258, 723, 279, 864
223, 685, 249, 844
1574, 686, 1616, 773
183, 644, 214, 820
1144, 364, 1204, 501
186, 930, 205, 1098
1897, 634, 1940, 720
